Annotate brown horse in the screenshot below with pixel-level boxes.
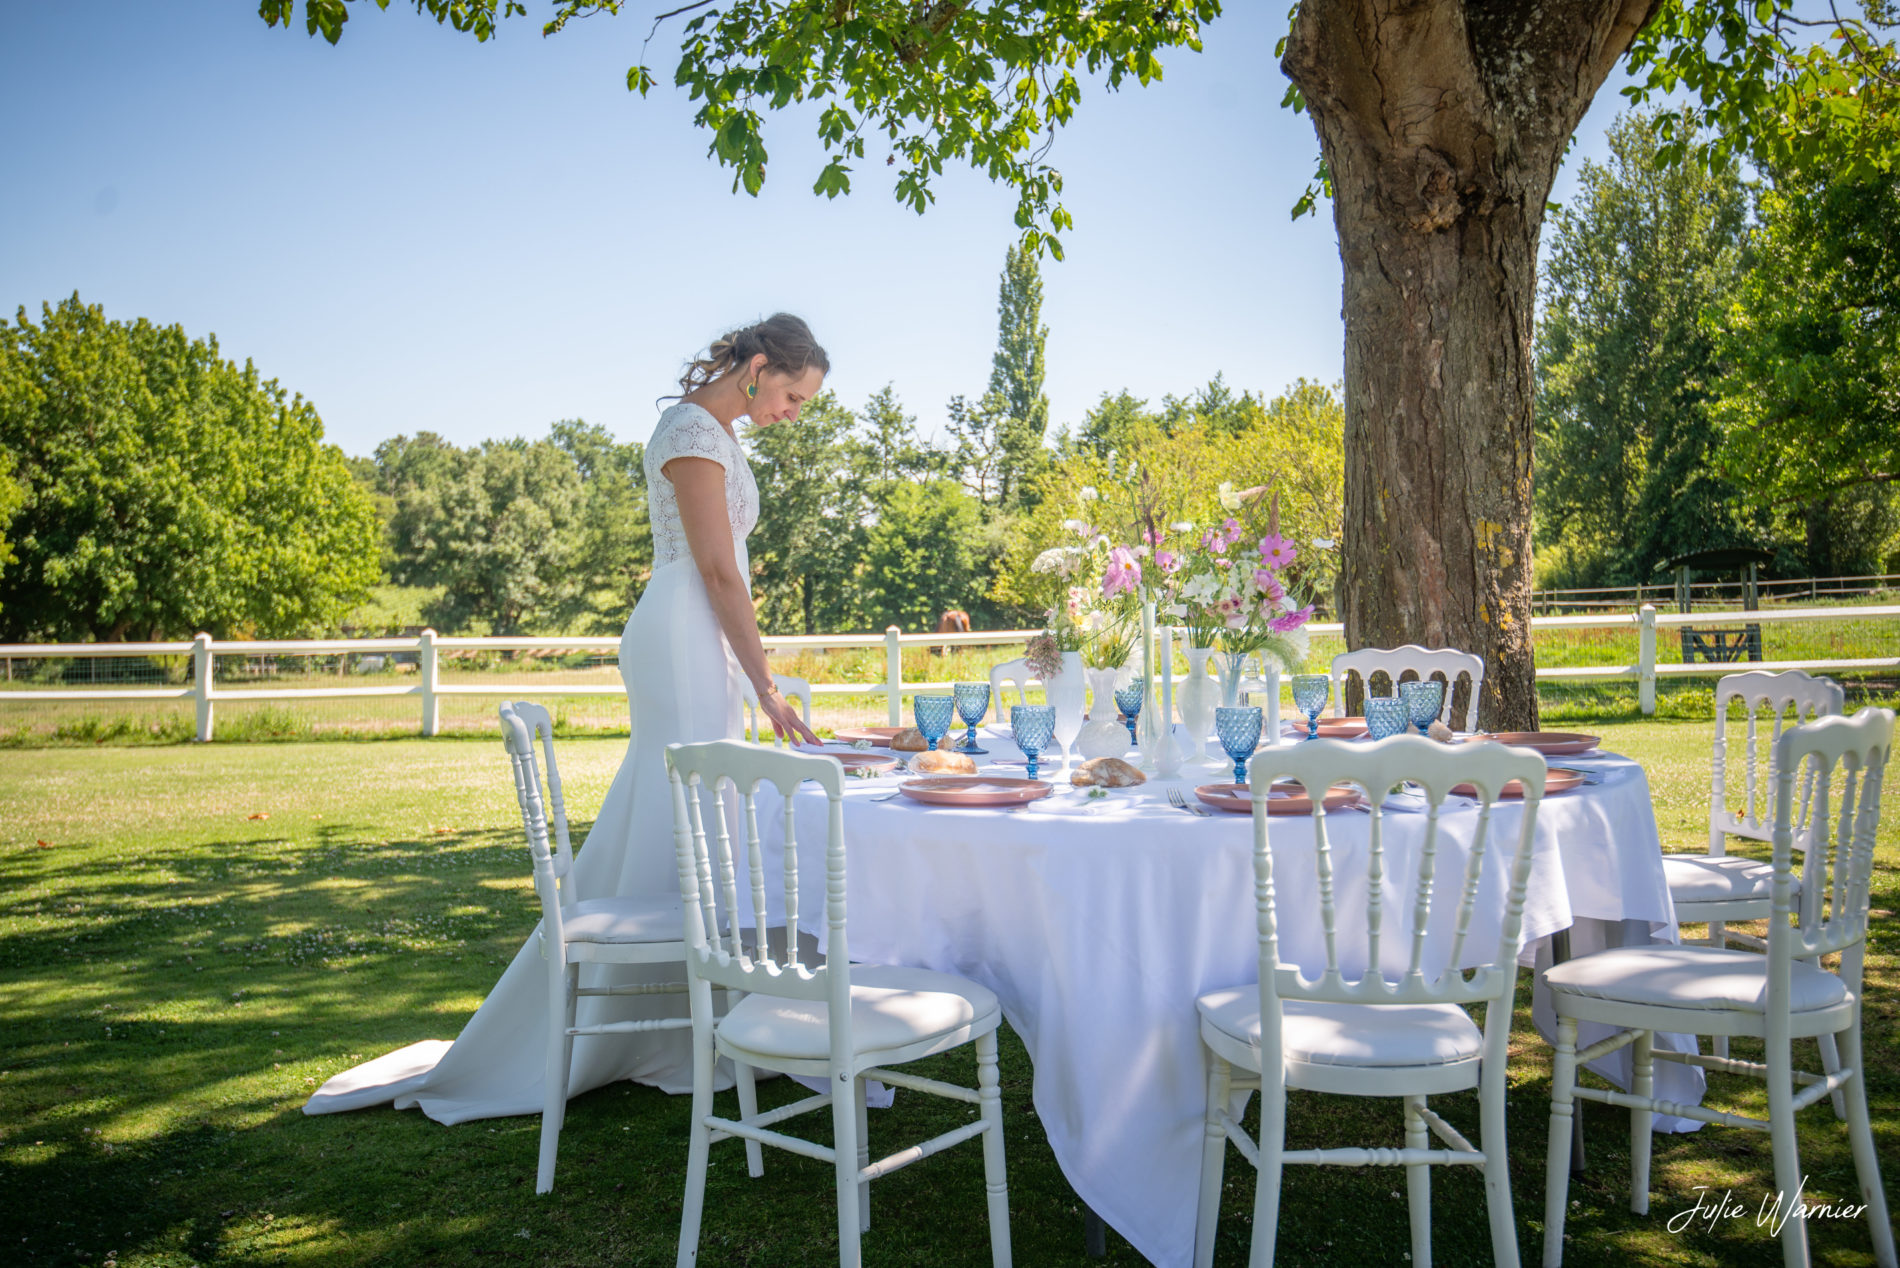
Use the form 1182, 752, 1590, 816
935, 609, 971, 656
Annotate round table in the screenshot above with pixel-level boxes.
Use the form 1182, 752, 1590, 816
745, 734, 1701, 1268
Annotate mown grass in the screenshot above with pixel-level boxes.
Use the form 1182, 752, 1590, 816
1, 724, 1895, 1267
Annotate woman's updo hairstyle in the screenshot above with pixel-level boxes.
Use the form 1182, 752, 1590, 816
674, 313, 830, 397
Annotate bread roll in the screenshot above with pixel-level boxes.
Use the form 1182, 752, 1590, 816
910, 748, 977, 775
891, 726, 928, 752
1070, 756, 1146, 787
1427, 720, 1457, 743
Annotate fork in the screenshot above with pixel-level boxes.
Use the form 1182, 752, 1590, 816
869, 790, 903, 802
1167, 787, 1211, 817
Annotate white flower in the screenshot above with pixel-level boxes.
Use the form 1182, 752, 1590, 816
1061, 518, 1090, 536
1078, 486, 1100, 503
1312, 537, 1336, 550
1170, 521, 1195, 533
1182, 573, 1220, 604
1217, 481, 1242, 512
1032, 548, 1068, 575
1163, 602, 1187, 617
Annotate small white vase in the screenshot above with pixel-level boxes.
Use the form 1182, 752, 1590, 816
1177, 646, 1221, 771
1045, 651, 1087, 772
1076, 666, 1130, 761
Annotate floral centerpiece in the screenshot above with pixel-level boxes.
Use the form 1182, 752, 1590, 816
1176, 482, 1315, 685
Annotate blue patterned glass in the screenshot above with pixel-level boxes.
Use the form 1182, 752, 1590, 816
1400, 679, 1445, 734
1365, 696, 1409, 741
1011, 705, 1056, 781
914, 694, 955, 752
1114, 680, 1145, 744
1215, 706, 1264, 785
1290, 674, 1331, 741
952, 682, 991, 754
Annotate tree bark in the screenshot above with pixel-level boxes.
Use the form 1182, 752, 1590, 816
1284, 0, 1657, 729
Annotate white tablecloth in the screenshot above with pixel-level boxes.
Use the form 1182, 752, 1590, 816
745, 743, 1702, 1268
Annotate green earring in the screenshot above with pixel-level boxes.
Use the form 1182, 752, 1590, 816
745, 381, 757, 400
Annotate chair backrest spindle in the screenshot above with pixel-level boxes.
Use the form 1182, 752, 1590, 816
1329, 646, 1485, 731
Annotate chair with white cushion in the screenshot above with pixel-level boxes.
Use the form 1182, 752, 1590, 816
1668, 670, 1842, 1071
989, 656, 1035, 725
1330, 645, 1485, 731
739, 673, 814, 746
501, 701, 723, 1195
1541, 708, 1894, 1268
1670, 669, 1842, 950
1193, 733, 1548, 1268
667, 740, 1012, 1268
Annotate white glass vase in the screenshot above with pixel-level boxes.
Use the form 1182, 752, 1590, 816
1076, 666, 1130, 761
1177, 645, 1221, 770
1045, 650, 1087, 772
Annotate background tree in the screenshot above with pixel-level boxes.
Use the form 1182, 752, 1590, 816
549, 419, 653, 631
860, 478, 984, 633
987, 243, 1051, 507
1534, 112, 1754, 590
1710, 121, 1900, 576
0, 296, 380, 642
746, 391, 868, 635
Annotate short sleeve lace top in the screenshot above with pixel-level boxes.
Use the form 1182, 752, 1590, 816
644, 402, 759, 573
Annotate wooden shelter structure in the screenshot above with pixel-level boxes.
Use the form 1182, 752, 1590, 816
1658, 546, 1776, 663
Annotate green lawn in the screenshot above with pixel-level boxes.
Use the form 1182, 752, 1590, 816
1, 723, 1894, 1266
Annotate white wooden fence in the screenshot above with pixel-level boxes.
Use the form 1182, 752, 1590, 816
1, 604, 1894, 741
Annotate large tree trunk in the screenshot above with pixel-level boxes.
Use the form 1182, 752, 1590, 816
1284, 0, 1657, 729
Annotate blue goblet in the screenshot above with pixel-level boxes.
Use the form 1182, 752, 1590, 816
952, 682, 990, 754
1215, 706, 1264, 786
1400, 679, 1445, 735
1290, 674, 1331, 741
914, 694, 955, 752
1365, 696, 1410, 741
1011, 704, 1056, 781
1114, 680, 1145, 746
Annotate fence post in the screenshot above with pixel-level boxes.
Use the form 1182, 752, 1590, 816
419, 628, 440, 737
884, 625, 903, 726
1638, 604, 1657, 716
193, 632, 214, 742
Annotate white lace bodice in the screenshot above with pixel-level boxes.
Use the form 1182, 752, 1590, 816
644, 402, 758, 574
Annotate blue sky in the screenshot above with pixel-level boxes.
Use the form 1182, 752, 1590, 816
1, 2, 1632, 457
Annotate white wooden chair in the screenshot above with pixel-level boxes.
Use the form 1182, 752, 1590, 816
1330, 646, 1485, 731
1540, 708, 1895, 1268
666, 740, 1012, 1268
988, 656, 1035, 725
1673, 669, 1843, 948
500, 702, 712, 1194
739, 673, 814, 746
1669, 669, 1844, 1073
1193, 733, 1548, 1268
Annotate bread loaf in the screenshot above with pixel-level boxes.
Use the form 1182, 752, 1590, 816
1427, 720, 1456, 743
891, 726, 928, 752
910, 748, 977, 775
1070, 756, 1146, 787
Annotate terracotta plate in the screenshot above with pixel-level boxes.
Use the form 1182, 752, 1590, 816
1195, 781, 1362, 814
1467, 731, 1601, 756
1285, 717, 1371, 739
1450, 767, 1589, 799
832, 726, 907, 748
795, 745, 902, 775
898, 776, 1054, 807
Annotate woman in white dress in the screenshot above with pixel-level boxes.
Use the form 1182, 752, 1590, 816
306, 315, 826, 1122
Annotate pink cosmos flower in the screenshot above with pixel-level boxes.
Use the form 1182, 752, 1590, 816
1157, 550, 1181, 574
1142, 526, 1165, 546
1258, 534, 1298, 569
1252, 570, 1286, 603
1103, 546, 1142, 597
1269, 605, 1314, 633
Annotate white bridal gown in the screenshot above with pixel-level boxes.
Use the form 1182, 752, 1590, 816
305, 402, 756, 1121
